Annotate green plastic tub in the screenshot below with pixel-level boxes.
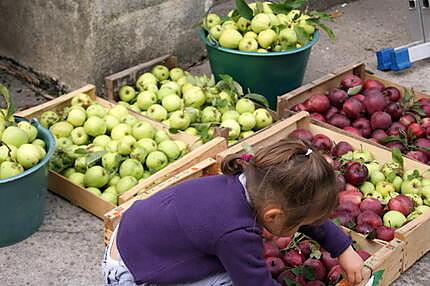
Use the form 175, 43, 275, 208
200, 30, 320, 109
0, 117, 55, 247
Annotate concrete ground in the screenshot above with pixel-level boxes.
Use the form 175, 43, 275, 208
1, 0, 430, 285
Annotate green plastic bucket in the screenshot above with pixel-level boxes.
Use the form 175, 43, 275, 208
200, 29, 320, 109
0, 117, 55, 247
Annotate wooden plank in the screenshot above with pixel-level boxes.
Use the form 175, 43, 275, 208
105, 54, 177, 101
103, 158, 219, 244
118, 137, 227, 204
16, 86, 227, 219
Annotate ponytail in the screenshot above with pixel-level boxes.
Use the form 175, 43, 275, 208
221, 154, 246, 175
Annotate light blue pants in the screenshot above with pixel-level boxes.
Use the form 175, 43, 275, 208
102, 228, 233, 286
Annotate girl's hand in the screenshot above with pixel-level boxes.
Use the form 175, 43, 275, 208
338, 245, 364, 284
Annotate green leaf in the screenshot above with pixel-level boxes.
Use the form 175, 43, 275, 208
309, 11, 333, 21
255, 1, 265, 14
244, 93, 270, 108
379, 135, 400, 144
303, 265, 316, 281
168, 128, 180, 134
86, 151, 106, 166
391, 148, 404, 168
235, 0, 254, 20
0, 84, 16, 121
284, 278, 300, 286
269, 0, 306, 14
316, 21, 336, 41
293, 25, 309, 46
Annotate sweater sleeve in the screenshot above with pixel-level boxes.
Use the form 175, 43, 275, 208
215, 228, 280, 286
299, 220, 352, 258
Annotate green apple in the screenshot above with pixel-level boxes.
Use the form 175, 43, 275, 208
383, 211, 406, 228
70, 127, 89, 145
118, 102, 130, 108
104, 115, 119, 132
56, 137, 73, 150
100, 192, 117, 205
74, 157, 88, 173
359, 181, 376, 196
40, 111, 59, 128
183, 86, 206, 109
154, 130, 170, 144
71, 93, 93, 107
236, 99, 255, 114
162, 94, 182, 112
16, 144, 41, 169
403, 169, 420, 181
86, 187, 102, 197
130, 146, 148, 163
119, 159, 143, 179
1, 126, 29, 148
174, 140, 188, 157
146, 151, 169, 171
219, 29, 243, 49
221, 119, 241, 140
375, 181, 395, 197
102, 152, 121, 172
84, 166, 109, 188
151, 65, 170, 81
169, 111, 191, 130
201, 106, 221, 123
69, 172, 85, 187
370, 171, 385, 185
421, 185, 430, 199
117, 135, 136, 155
109, 175, 121, 187
364, 161, 380, 176
257, 29, 277, 49
184, 127, 199, 136
50, 122, 74, 139
181, 83, 195, 94
401, 178, 422, 195
67, 108, 87, 127
184, 107, 200, 124
353, 150, 373, 163
257, 48, 268, 53
169, 67, 185, 82
136, 91, 157, 111
106, 141, 119, 153
135, 138, 157, 153
87, 104, 107, 118
279, 28, 297, 45
84, 116, 107, 137
132, 121, 155, 140
136, 73, 158, 90
239, 38, 259, 52
237, 17, 251, 32
161, 81, 181, 95
120, 114, 138, 126
405, 193, 423, 206
111, 123, 132, 140
62, 168, 76, 178
209, 25, 223, 40
222, 110, 240, 122
116, 176, 138, 195
139, 82, 159, 94
204, 13, 221, 29
277, 14, 290, 25
93, 135, 112, 148
392, 176, 403, 192
221, 20, 237, 30
238, 113, 256, 131
130, 103, 142, 113
0, 160, 23, 179
240, 130, 255, 139
109, 105, 129, 119
157, 87, 175, 101
147, 104, 168, 122
422, 178, 430, 186
119, 85, 136, 102
251, 13, 271, 33
17, 121, 37, 142
381, 162, 401, 178
0, 145, 10, 163
158, 140, 181, 161
32, 139, 46, 149
286, 9, 301, 22
244, 31, 258, 39
254, 108, 273, 129
298, 20, 315, 35
267, 13, 280, 26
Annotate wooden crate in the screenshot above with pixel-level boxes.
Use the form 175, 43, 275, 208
104, 54, 279, 144
277, 62, 430, 160
103, 158, 219, 244
16, 85, 227, 218
217, 111, 430, 274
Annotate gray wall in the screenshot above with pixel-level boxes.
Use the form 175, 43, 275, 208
0, 0, 212, 91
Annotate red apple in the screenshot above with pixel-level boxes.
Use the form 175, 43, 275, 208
344, 162, 369, 186
406, 151, 428, 164
364, 89, 388, 114
312, 134, 333, 152
336, 201, 361, 217
332, 141, 354, 157
384, 102, 403, 120
338, 189, 363, 206
311, 113, 326, 122
343, 126, 362, 137
282, 250, 304, 267
336, 174, 346, 191
371, 111, 392, 130
385, 141, 407, 153
329, 114, 351, 128
388, 195, 414, 216
277, 270, 295, 284
263, 241, 280, 258
275, 237, 292, 250
352, 118, 372, 138
353, 93, 366, 102
408, 123, 425, 138
328, 88, 348, 108
308, 94, 330, 113
357, 210, 383, 229
298, 240, 312, 258
266, 257, 285, 275
303, 259, 327, 281
331, 211, 356, 227
292, 103, 307, 112
355, 223, 375, 235
289, 128, 314, 142
372, 129, 388, 143
306, 281, 326, 286
421, 118, 430, 129
360, 198, 383, 216
327, 265, 343, 284
363, 79, 385, 91
321, 250, 339, 271
387, 122, 406, 136
376, 226, 395, 242
325, 106, 339, 120
342, 97, 365, 119
399, 114, 416, 127
382, 87, 401, 102
341, 74, 363, 90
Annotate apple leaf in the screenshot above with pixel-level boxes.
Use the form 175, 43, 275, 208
293, 25, 309, 46
347, 85, 363, 96
217, 74, 244, 96
0, 83, 16, 122
168, 128, 180, 134
292, 266, 315, 281
391, 148, 404, 168
86, 151, 107, 166
309, 241, 321, 259
284, 278, 300, 286
244, 93, 270, 108
235, 0, 254, 20
255, 1, 265, 14
269, 0, 307, 14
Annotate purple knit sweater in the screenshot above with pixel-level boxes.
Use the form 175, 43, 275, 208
116, 174, 352, 285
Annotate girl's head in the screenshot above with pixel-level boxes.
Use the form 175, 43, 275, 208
221, 138, 338, 236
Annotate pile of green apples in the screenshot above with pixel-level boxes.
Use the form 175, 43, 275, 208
39, 93, 189, 205
117, 64, 273, 145
0, 85, 47, 180
202, 1, 332, 53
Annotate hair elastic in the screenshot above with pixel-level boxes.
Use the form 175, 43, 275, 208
240, 153, 254, 162
305, 149, 313, 157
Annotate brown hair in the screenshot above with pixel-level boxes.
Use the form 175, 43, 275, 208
221, 138, 338, 232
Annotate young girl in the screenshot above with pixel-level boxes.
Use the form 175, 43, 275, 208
102, 139, 365, 286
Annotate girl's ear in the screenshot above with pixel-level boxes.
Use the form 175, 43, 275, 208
262, 207, 284, 224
